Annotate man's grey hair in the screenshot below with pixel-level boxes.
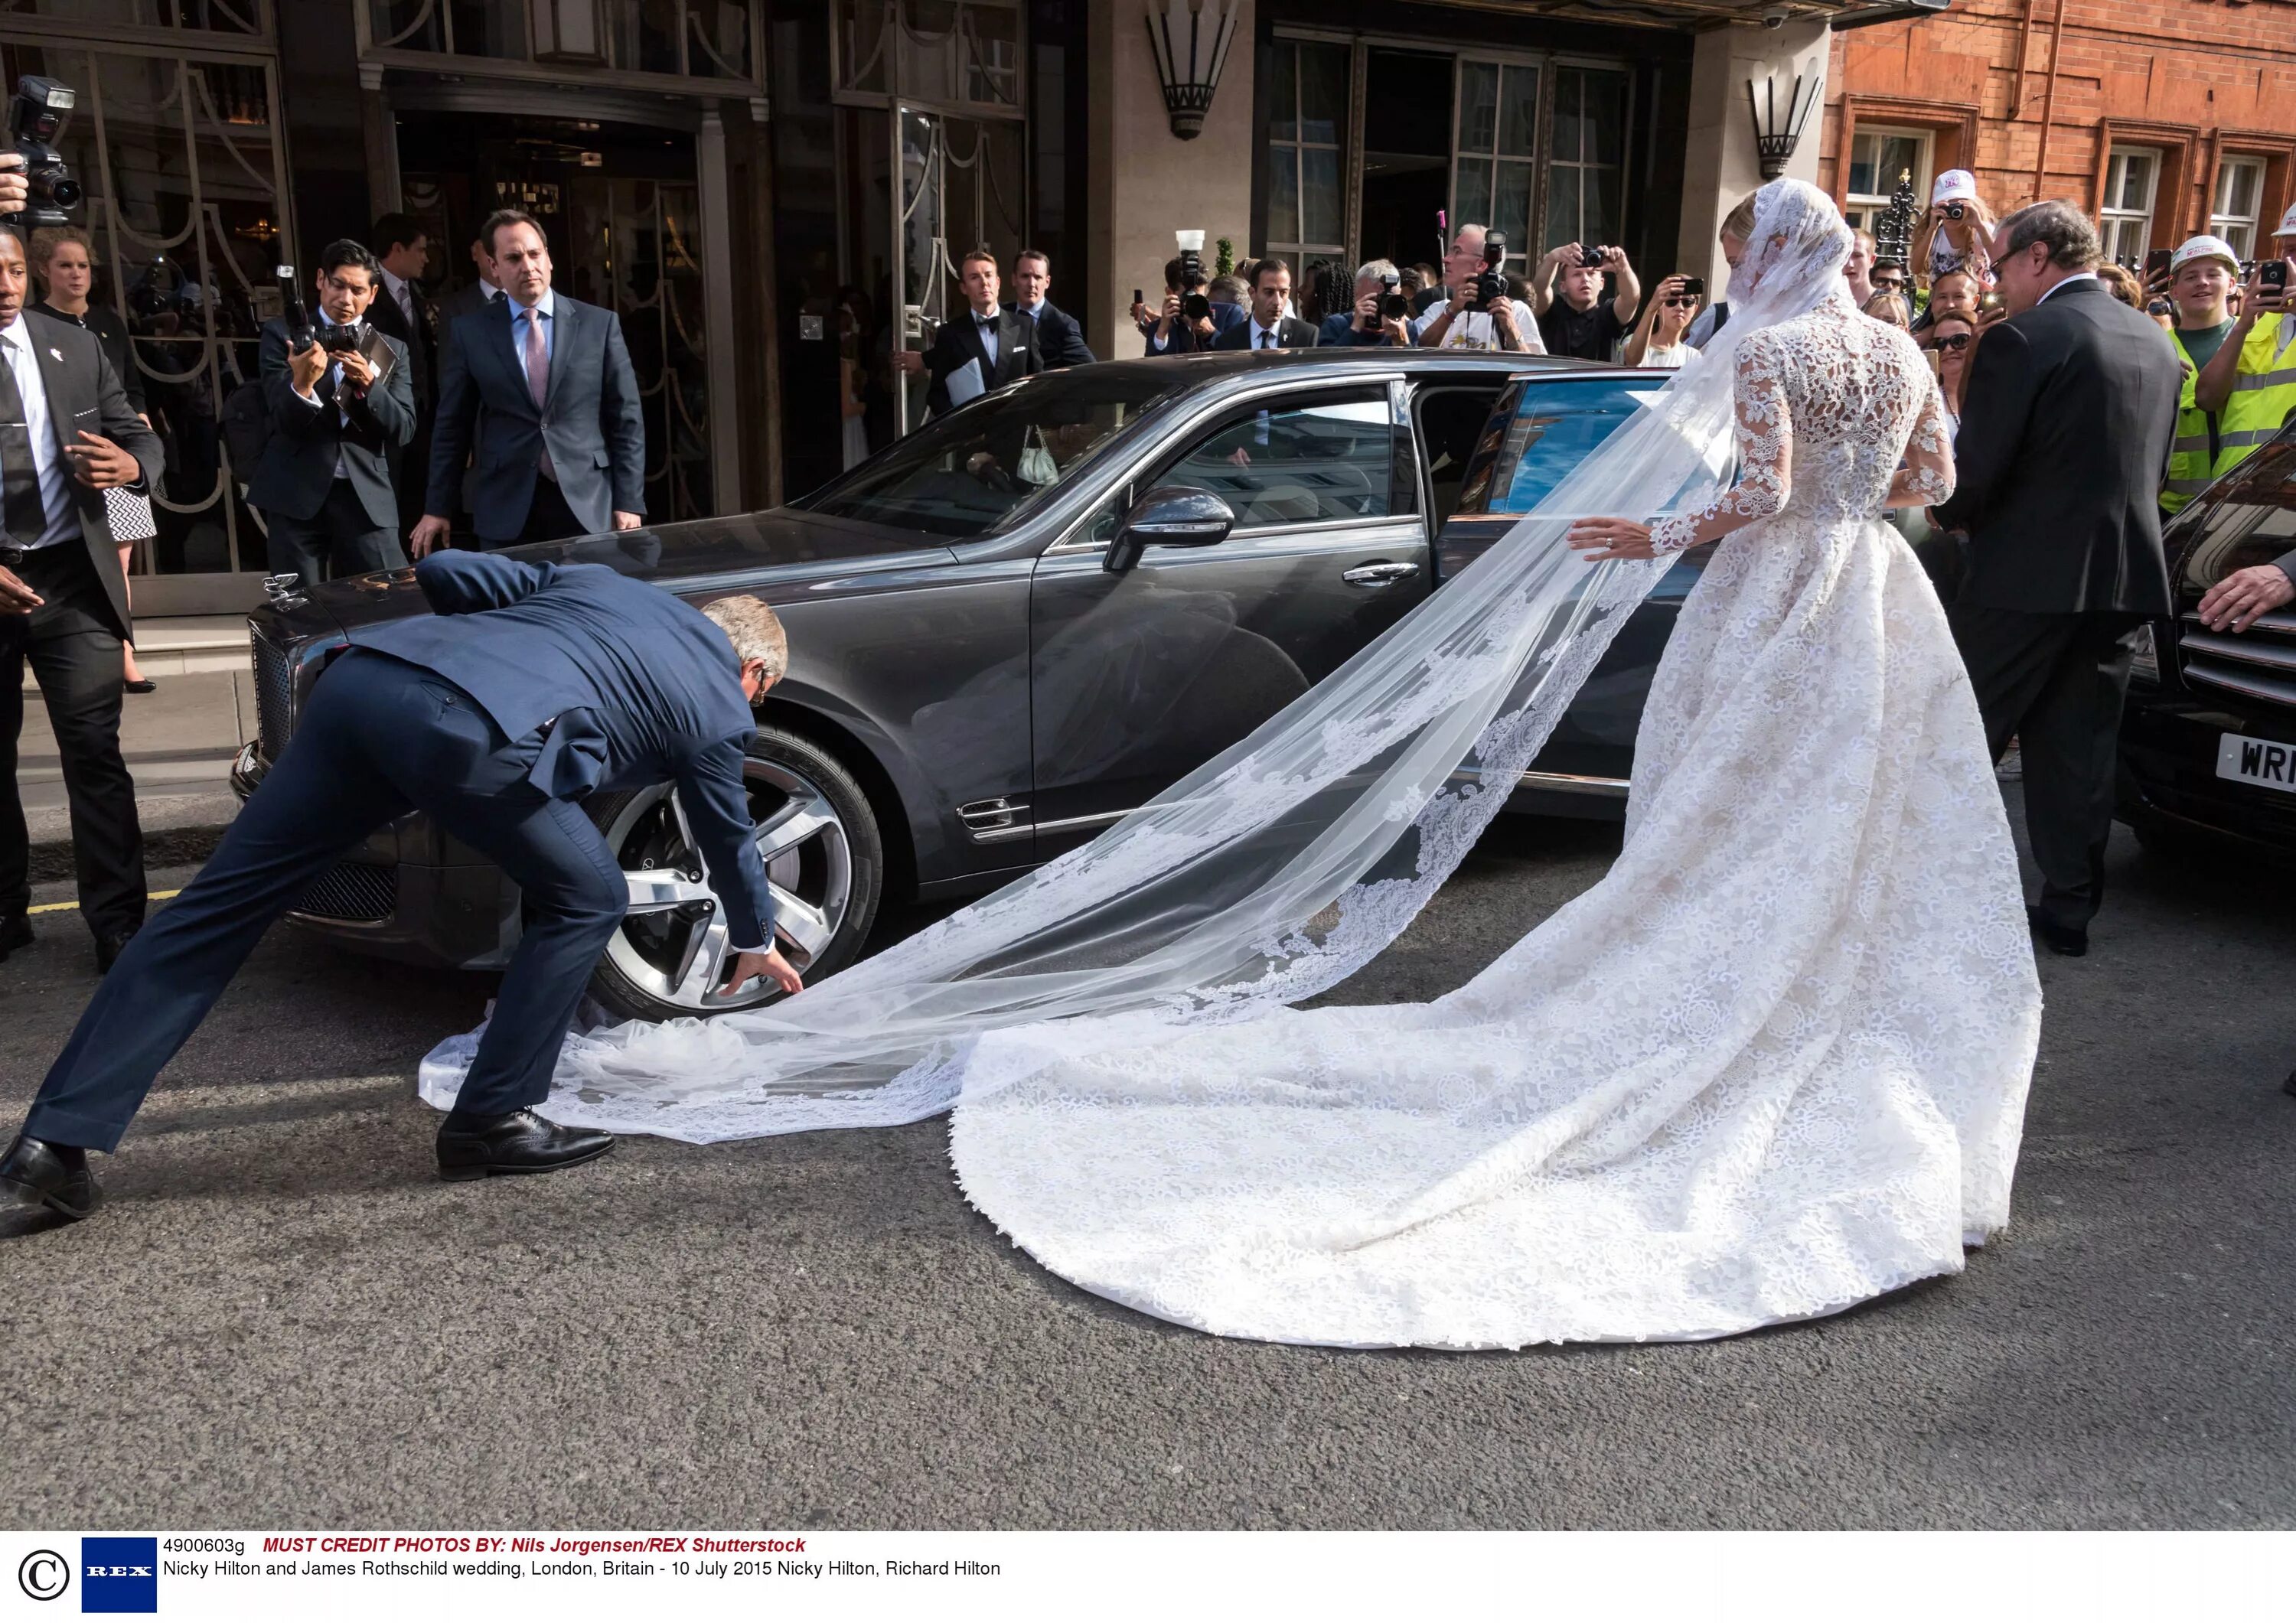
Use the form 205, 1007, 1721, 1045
1998, 200, 2102, 272
702, 594, 788, 682
1354, 258, 1399, 284
1208, 273, 1248, 304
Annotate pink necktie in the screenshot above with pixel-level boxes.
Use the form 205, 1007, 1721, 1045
524, 308, 554, 480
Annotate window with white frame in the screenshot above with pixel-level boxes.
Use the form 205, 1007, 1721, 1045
1453, 57, 1541, 266
2101, 147, 2161, 263
2210, 157, 2266, 259
1266, 40, 1350, 261
1843, 126, 1929, 240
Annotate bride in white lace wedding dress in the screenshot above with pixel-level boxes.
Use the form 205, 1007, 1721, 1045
423, 181, 2040, 1348
941, 206, 2040, 1348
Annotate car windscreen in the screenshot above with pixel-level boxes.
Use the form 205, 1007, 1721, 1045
2177, 432, 2296, 594
794, 369, 1186, 539
1459, 376, 1668, 516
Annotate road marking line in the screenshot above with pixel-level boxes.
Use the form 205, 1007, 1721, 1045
28, 888, 182, 916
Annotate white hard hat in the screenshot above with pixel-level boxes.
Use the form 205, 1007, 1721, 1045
2275, 198, 2296, 241
1931, 169, 1980, 206
2170, 235, 2240, 275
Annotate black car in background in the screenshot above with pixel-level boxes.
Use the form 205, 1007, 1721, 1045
2118, 419, 2296, 859
236, 350, 1677, 1022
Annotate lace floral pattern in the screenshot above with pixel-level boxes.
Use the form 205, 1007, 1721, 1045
950, 296, 2037, 1350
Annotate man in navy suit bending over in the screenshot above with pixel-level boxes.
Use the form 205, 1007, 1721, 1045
410, 208, 646, 552
0, 552, 802, 1230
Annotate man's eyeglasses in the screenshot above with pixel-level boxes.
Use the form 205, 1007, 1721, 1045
1873, 275, 1908, 291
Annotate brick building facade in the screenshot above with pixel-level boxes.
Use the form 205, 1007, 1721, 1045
1821, 0, 2296, 268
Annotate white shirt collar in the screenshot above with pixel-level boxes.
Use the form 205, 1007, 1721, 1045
380, 266, 409, 299
1251, 315, 1280, 344
512, 286, 556, 321
1021, 298, 1045, 317
481, 279, 504, 301
2037, 272, 2099, 305
0, 314, 31, 356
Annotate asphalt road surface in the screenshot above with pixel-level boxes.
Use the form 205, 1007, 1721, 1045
2, 793, 2291, 1530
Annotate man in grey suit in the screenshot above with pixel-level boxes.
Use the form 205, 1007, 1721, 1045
0, 224, 168, 973
245, 240, 416, 587
412, 210, 645, 553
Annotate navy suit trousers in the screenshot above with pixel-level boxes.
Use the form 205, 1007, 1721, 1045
26, 651, 628, 1151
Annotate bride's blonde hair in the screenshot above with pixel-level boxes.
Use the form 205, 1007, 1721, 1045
1720, 192, 1760, 242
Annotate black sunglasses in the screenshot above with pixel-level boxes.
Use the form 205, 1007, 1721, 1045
1932, 333, 1972, 351
1662, 295, 1698, 308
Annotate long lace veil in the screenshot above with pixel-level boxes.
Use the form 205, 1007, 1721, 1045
419, 179, 1860, 1142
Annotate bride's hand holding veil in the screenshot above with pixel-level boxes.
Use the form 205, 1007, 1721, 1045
1565, 517, 1656, 560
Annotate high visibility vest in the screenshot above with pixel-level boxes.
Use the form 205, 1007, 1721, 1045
2213, 311, 2296, 478
2161, 328, 2217, 514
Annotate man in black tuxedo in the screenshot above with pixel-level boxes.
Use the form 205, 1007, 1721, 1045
245, 241, 416, 588
1933, 200, 2181, 957
366, 212, 435, 538
1008, 249, 1094, 368
1211, 259, 1319, 350
896, 248, 1039, 416
0, 225, 167, 973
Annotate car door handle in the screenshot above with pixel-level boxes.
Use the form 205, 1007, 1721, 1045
1342, 561, 1421, 587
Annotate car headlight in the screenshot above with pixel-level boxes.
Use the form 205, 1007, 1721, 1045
2128, 621, 2159, 683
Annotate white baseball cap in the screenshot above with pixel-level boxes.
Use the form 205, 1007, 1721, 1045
2170, 234, 2240, 275
1931, 169, 1980, 205
2275, 198, 2296, 241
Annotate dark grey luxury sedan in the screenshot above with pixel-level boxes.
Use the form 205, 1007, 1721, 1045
236, 349, 1692, 1021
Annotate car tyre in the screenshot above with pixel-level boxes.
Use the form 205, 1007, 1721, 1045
585, 725, 884, 1022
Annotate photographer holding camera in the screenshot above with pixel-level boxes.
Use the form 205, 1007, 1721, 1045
246, 240, 414, 588
1136, 241, 1246, 355
1914, 170, 1997, 287
1317, 258, 1419, 347
2193, 202, 2296, 497
1416, 223, 1542, 354
1530, 239, 1642, 360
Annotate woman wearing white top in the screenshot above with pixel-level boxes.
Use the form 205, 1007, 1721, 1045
1625, 272, 1700, 368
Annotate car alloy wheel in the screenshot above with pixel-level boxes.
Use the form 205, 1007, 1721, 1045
598, 757, 854, 1015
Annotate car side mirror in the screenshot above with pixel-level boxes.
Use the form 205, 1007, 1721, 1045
1104, 485, 1235, 573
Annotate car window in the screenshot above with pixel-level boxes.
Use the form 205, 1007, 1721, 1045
2178, 433, 2296, 594
1160, 391, 1394, 530
1457, 378, 1667, 517
1414, 385, 1508, 529
794, 367, 1183, 539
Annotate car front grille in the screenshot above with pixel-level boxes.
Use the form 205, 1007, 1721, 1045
294, 861, 396, 924
250, 633, 296, 761
2179, 610, 2296, 709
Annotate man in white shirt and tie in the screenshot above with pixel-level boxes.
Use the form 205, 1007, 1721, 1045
895, 248, 1039, 417
413, 210, 646, 551
1211, 259, 1319, 350
0, 221, 168, 973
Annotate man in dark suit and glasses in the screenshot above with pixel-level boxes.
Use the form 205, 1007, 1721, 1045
1008, 249, 1094, 368
0, 552, 803, 1228
411, 209, 647, 554
366, 212, 435, 537
245, 240, 415, 588
1933, 200, 2182, 957
1210, 259, 1320, 350
0, 225, 167, 974
895, 247, 1039, 417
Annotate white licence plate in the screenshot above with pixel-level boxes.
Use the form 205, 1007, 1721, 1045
2216, 732, 2296, 795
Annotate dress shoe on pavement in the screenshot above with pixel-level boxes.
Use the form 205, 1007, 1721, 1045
436, 1109, 615, 1182
2282, 1067, 2296, 1100
0, 1135, 103, 1230
93, 927, 138, 976
2027, 906, 2088, 958
0, 914, 31, 963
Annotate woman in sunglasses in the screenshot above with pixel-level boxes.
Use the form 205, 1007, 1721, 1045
1623, 272, 1701, 368
1924, 313, 1976, 437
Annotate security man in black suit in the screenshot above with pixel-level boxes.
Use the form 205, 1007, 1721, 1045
1008, 249, 1094, 368
895, 247, 1039, 416
1210, 258, 1320, 350
245, 240, 415, 588
0, 223, 168, 973
366, 212, 435, 537
1933, 200, 2182, 957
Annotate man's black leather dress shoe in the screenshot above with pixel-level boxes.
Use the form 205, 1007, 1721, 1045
2027, 906, 2088, 958
0, 914, 32, 963
436, 1109, 615, 1181
93, 927, 138, 976
0, 1135, 103, 1230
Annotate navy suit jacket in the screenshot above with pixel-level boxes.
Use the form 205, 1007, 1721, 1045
245, 320, 415, 532
1015, 299, 1095, 367
348, 552, 776, 947
426, 292, 646, 543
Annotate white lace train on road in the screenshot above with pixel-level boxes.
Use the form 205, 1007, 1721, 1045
945, 297, 2040, 1348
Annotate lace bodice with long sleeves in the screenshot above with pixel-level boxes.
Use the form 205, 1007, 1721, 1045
1651, 295, 1954, 553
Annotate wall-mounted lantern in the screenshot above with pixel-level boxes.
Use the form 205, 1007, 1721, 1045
1745, 71, 1823, 181
1147, 0, 1241, 141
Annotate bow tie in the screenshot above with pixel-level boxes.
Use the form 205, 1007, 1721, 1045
975, 314, 999, 330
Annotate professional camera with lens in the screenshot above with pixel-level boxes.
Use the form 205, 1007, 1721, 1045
1175, 228, 1212, 322
320, 319, 374, 354
5, 76, 82, 228
1579, 244, 1613, 270
1378, 272, 1411, 321
1473, 232, 1508, 308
